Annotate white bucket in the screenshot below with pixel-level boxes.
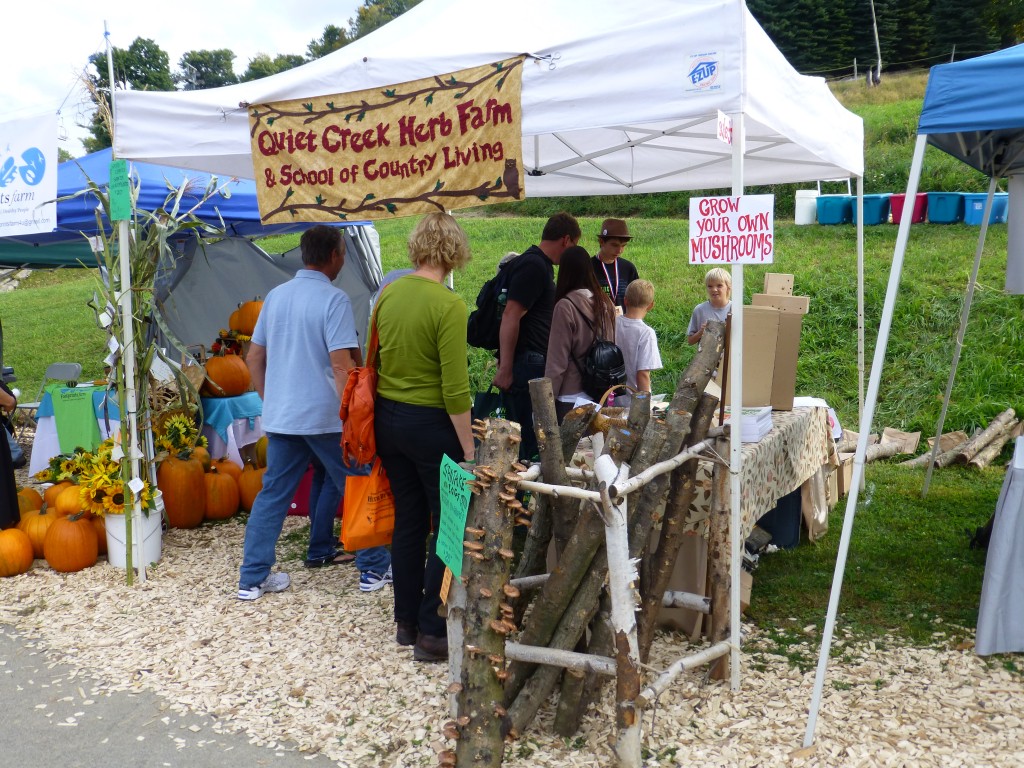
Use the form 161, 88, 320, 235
795, 189, 819, 225
105, 509, 163, 568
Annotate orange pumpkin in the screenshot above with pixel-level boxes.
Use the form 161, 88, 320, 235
43, 481, 74, 509
0, 528, 35, 577
192, 445, 212, 472
204, 467, 240, 521
254, 435, 268, 468
43, 514, 99, 573
228, 308, 242, 333
157, 455, 206, 528
202, 354, 251, 397
211, 457, 242, 482
233, 298, 263, 336
91, 515, 107, 556
18, 507, 56, 558
55, 484, 88, 517
237, 459, 265, 512
17, 487, 44, 512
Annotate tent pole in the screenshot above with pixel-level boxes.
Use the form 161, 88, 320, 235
856, 175, 865, 438
803, 133, 929, 748
922, 177, 998, 495
728, 112, 746, 691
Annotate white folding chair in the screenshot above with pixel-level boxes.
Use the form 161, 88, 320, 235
14, 362, 83, 438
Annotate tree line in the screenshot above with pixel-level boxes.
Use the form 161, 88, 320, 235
82, 0, 1023, 152
82, 0, 421, 152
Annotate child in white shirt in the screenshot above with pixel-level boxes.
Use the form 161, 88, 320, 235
615, 279, 663, 408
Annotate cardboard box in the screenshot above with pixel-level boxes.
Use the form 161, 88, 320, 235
825, 463, 839, 508
837, 452, 855, 496
752, 293, 810, 314
720, 305, 802, 410
764, 273, 794, 295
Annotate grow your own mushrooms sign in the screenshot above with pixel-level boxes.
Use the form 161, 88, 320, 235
249, 58, 524, 222
688, 194, 775, 264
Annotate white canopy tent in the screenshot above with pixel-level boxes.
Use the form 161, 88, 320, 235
114, 0, 864, 689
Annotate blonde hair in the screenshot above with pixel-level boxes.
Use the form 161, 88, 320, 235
407, 213, 472, 271
705, 267, 732, 288
624, 279, 655, 309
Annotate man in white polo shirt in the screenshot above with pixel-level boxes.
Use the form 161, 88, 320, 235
237, 225, 391, 600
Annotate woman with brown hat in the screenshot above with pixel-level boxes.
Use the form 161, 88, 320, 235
592, 217, 639, 309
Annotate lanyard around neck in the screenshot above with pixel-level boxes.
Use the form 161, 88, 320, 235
599, 258, 619, 301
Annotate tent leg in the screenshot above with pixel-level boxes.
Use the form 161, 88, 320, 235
802, 133, 929, 748
922, 177, 998, 496
856, 175, 865, 448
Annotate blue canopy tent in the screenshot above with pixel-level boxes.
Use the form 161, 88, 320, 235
804, 44, 1024, 747
0, 148, 383, 351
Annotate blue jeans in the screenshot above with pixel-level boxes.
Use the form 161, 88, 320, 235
238, 432, 391, 590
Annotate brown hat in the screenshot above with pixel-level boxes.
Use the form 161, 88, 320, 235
598, 218, 632, 240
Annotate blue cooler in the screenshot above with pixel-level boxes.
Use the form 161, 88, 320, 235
964, 192, 1009, 225
851, 194, 891, 226
816, 195, 853, 225
927, 193, 965, 223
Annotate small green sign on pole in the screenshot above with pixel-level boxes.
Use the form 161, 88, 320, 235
109, 159, 131, 222
437, 454, 475, 578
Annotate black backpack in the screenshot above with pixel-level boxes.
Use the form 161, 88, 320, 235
569, 302, 626, 401
467, 255, 519, 351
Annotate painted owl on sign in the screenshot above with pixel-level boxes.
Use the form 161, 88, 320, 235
502, 158, 522, 198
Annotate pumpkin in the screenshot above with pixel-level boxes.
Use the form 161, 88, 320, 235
43, 514, 99, 573
228, 308, 242, 333
254, 435, 268, 468
157, 455, 206, 528
17, 487, 44, 511
211, 457, 242, 482
204, 467, 240, 521
43, 481, 74, 509
17, 507, 56, 558
202, 354, 251, 397
55, 484, 88, 517
91, 515, 107, 556
192, 445, 212, 472
232, 298, 263, 336
0, 528, 34, 577
237, 459, 266, 512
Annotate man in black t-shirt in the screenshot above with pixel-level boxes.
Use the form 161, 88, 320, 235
493, 212, 581, 459
592, 218, 639, 309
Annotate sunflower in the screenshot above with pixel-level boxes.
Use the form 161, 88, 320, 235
101, 483, 127, 515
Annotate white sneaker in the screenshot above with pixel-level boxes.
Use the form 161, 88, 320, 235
359, 565, 393, 592
237, 572, 291, 601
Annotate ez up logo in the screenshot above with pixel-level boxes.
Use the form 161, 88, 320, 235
0, 146, 46, 187
687, 54, 720, 90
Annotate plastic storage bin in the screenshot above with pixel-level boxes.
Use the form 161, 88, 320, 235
851, 193, 891, 226
927, 192, 965, 223
890, 193, 928, 224
816, 194, 853, 225
794, 189, 819, 225
964, 192, 1009, 225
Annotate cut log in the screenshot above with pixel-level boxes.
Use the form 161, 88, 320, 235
862, 441, 902, 463
455, 418, 522, 767
935, 439, 971, 468
530, 377, 578, 559
954, 408, 1016, 465
968, 421, 1019, 469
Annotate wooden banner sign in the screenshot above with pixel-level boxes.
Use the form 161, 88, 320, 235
248, 58, 525, 223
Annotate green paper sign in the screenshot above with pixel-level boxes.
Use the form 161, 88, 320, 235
109, 159, 131, 221
437, 454, 475, 578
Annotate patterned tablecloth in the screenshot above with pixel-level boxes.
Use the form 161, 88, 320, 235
682, 406, 833, 540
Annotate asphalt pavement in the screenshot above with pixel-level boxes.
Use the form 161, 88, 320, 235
0, 625, 338, 768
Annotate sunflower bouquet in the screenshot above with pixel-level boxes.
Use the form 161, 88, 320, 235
154, 412, 207, 459
34, 438, 156, 517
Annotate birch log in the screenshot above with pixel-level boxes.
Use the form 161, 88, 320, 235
954, 408, 1016, 465
902, 439, 968, 467
708, 435, 732, 680
454, 418, 521, 767
862, 441, 903, 463
968, 421, 1019, 469
530, 377, 578, 558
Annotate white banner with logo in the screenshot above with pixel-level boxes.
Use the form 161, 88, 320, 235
0, 114, 58, 237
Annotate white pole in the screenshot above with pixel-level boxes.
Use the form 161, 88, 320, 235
803, 133, 930, 747
922, 177, 998, 495
729, 112, 746, 691
856, 175, 865, 434
106, 22, 146, 582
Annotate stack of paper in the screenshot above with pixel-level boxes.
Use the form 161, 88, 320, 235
722, 405, 773, 442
